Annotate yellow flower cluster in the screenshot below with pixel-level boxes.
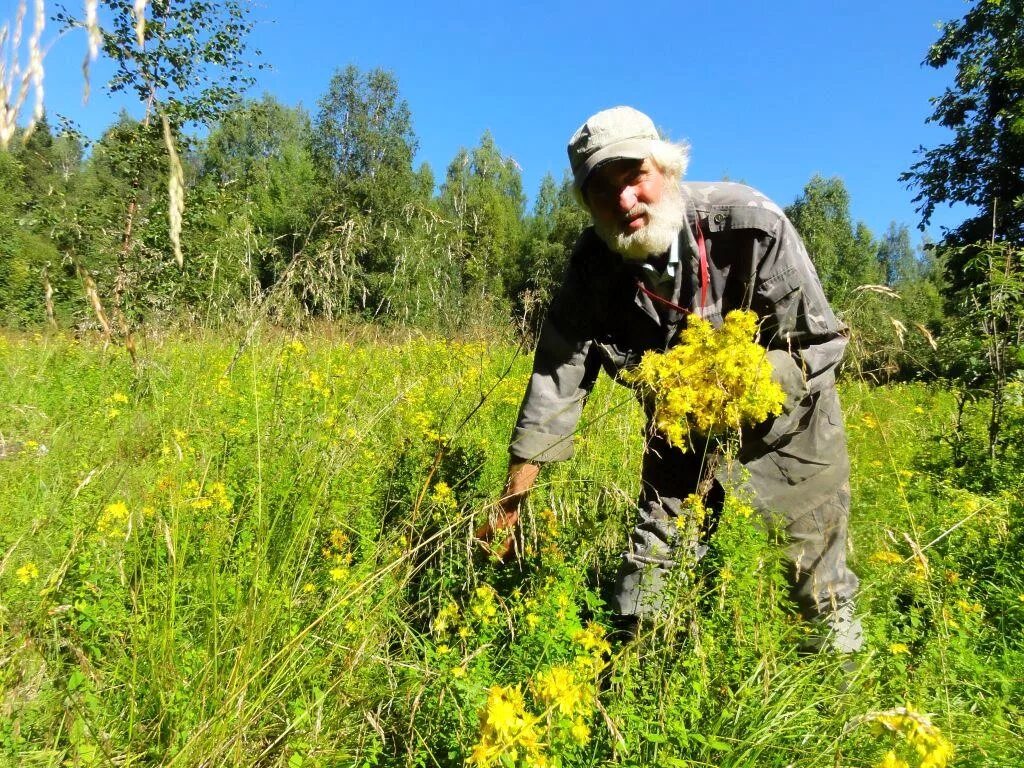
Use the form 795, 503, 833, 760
470, 585, 499, 625
532, 665, 589, 718
16, 562, 39, 584
323, 528, 353, 582
623, 310, 786, 449
469, 662, 598, 767
871, 550, 905, 565
304, 369, 332, 400
430, 481, 458, 512
186, 481, 232, 512
410, 409, 447, 443
97, 501, 130, 539
572, 622, 611, 673
468, 685, 544, 767
466, 618, 609, 766
872, 707, 954, 768
433, 600, 461, 637
282, 339, 307, 358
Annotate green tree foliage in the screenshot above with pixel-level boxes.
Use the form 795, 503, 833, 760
0, 118, 83, 326
198, 95, 317, 295
57, 0, 258, 128
311, 65, 423, 223
68, 113, 175, 318
48, 0, 260, 338
785, 177, 948, 380
785, 175, 882, 305
0, 150, 31, 324
303, 65, 436, 319
877, 222, 918, 286
514, 172, 589, 329
900, 1, 1024, 489
935, 241, 1024, 488
901, 0, 1024, 258
440, 131, 526, 308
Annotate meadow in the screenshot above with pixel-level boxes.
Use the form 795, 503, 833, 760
1, 328, 1021, 767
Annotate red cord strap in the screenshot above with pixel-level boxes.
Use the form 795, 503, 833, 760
634, 217, 710, 317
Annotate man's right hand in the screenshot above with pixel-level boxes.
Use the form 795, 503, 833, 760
473, 508, 521, 563
474, 460, 540, 564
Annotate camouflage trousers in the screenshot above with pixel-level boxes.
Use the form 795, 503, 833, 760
606, 431, 863, 653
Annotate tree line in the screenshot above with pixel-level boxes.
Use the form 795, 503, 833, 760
0, 0, 1021, 401
0, 66, 946, 367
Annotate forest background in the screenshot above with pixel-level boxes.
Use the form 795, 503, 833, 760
1, 1, 1023, 767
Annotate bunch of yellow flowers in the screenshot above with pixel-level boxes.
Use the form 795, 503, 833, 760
623, 310, 786, 450
467, 625, 607, 766
871, 707, 954, 768
468, 685, 544, 767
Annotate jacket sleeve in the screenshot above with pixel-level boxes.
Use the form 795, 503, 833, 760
752, 216, 848, 395
509, 238, 603, 463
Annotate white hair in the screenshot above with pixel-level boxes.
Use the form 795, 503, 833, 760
648, 138, 690, 182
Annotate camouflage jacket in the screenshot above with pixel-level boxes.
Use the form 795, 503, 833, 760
510, 182, 850, 518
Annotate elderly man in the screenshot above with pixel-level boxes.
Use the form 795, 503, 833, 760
480, 106, 862, 654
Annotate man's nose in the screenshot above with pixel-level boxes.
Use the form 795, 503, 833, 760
618, 185, 638, 211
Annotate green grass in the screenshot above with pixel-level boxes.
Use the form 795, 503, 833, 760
1, 329, 1021, 767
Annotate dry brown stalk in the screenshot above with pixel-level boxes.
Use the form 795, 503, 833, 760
133, 0, 147, 48
42, 264, 56, 328
162, 114, 185, 268
82, 0, 100, 102
0, 0, 46, 150
72, 254, 112, 338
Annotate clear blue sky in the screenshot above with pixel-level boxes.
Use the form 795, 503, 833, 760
5, 0, 974, 243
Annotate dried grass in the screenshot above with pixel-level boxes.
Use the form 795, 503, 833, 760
133, 0, 147, 48
0, 0, 46, 149
162, 114, 185, 268
82, 0, 100, 102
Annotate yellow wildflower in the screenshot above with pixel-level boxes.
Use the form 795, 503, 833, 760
540, 507, 558, 534
470, 585, 499, 624
889, 643, 910, 655
573, 622, 612, 668
571, 719, 591, 746
329, 528, 349, 551
872, 707, 954, 768
533, 665, 589, 717
871, 550, 904, 565
97, 501, 130, 539
16, 562, 39, 584
878, 750, 910, 768
481, 684, 527, 739
954, 599, 982, 615
433, 600, 461, 636
450, 666, 466, 678
429, 481, 458, 511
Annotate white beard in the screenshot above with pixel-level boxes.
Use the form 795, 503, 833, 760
594, 182, 686, 261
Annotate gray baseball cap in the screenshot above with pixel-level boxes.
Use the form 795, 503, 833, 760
567, 106, 659, 191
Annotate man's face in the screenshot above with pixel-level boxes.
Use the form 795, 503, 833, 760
585, 158, 684, 261
585, 158, 666, 234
